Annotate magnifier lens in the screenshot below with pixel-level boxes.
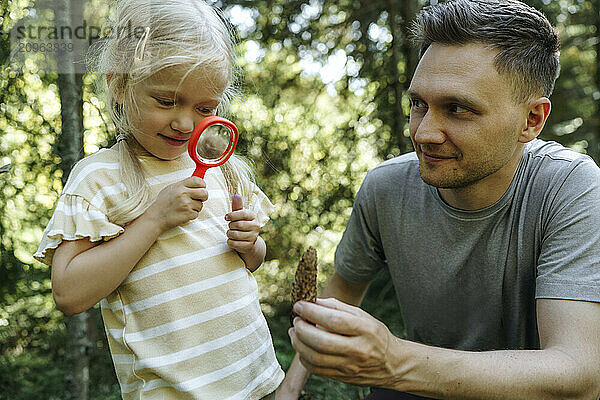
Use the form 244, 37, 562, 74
196, 124, 231, 162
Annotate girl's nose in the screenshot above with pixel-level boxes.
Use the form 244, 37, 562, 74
170, 114, 194, 134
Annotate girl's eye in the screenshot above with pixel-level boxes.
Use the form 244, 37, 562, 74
198, 107, 215, 115
153, 97, 175, 107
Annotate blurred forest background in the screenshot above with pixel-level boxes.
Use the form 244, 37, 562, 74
0, 0, 598, 399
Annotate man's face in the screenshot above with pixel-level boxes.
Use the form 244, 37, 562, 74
408, 43, 528, 189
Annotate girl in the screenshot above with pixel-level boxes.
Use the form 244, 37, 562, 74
34, 0, 284, 398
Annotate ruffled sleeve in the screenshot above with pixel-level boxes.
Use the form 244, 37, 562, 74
248, 184, 276, 228
34, 194, 125, 266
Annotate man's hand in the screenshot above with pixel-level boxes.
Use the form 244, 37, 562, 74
290, 297, 600, 399
289, 297, 400, 388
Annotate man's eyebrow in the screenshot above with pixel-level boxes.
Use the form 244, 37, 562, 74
407, 90, 421, 99
408, 90, 485, 109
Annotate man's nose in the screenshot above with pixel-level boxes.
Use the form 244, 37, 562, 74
412, 111, 446, 145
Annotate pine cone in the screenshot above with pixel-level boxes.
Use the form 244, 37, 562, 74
291, 247, 318, 326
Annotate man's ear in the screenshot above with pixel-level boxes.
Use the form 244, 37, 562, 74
519, 97, 551, 143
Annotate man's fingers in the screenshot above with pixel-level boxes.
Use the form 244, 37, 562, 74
293, 301, 362, 336
289, 322, 351, 363
292, 317, 356, 355
296, 355, 363, 385
290, 323, 369, 381
315, 297, 366, 317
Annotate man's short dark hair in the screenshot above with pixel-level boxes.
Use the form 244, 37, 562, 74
412, 0, 561, 102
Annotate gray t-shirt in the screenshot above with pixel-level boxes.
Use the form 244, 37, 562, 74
335, 139, 600, 351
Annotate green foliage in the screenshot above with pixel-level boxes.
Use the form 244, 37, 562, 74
525, 0, 600, 160
0, 305, 121, 399
0, 349, 66, 400
1, 0, 599, 399
0, 282, 66, 399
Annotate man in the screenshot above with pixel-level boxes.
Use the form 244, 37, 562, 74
276, 0, 600, 399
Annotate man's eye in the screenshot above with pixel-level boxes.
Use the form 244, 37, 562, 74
410, 99, 427, 110
450, 104, 470, 113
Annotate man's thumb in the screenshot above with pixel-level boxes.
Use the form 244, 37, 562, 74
232, 193, 243, 211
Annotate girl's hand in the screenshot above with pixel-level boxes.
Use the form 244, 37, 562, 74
146, 176, 208, 232
225, 194, 260, 254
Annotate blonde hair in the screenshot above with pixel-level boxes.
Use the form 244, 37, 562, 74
88, 0, 254, 226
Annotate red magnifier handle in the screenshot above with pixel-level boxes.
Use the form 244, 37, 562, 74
192, 165, 209, 179
188, 116, 239, 178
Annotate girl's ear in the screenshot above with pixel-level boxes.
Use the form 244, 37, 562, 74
106, 72, 125, 104
519, 97, 551, 143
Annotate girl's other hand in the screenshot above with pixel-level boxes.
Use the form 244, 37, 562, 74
225, 194, 260, 254
146, 176, 208, 232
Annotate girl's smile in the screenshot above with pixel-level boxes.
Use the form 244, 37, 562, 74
157, 133, 189, 147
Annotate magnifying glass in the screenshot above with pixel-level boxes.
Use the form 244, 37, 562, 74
188, 116, 239, 178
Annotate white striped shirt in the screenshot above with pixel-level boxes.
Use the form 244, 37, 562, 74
34, 147, 284, 399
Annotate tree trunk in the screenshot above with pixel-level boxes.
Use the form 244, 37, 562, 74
392, 0, 419, 153
53, 0, 89, 399
388, 0, 407, 153
595, 0, 600, 154
399, 0, 419, 85
55, 0, 85, 175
